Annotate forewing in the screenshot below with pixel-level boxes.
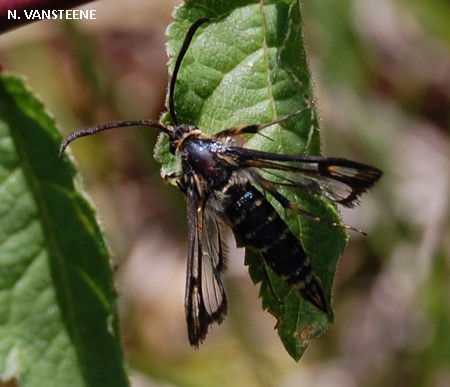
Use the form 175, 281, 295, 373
226, 147, 382, 207
185, 186, 228, 346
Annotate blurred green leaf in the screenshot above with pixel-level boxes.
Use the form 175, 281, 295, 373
0, 73, 128, 386
155, 0, 347, 360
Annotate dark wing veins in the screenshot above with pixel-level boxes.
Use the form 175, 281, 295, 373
224, 147, 382, 208
185, 182, 228, 347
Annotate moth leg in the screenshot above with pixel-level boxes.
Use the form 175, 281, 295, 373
214, 124, 266, 138
214, 107, 311, 138
256, 176, 366, 235
256, 253, 285, 305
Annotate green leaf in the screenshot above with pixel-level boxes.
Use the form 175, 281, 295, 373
0, 73, 129, 386
155, 0, 348, 360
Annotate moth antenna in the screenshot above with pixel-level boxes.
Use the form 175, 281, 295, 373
169, 18, 210, 126
60, 120, 168, 155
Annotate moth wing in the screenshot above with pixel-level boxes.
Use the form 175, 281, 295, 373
227, 147, 382, 207
185, 186, 228, 346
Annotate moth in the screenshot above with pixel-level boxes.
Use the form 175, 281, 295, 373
61, 18, 382, 346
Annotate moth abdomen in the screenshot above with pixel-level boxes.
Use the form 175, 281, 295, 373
222, 182, 328, 313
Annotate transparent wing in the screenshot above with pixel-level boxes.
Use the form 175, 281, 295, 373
202, 204, 228, 317
225, 147, 382, 207
185, 186, 228, 347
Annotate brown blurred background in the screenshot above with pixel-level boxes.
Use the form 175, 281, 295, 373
0, 0, 449, 386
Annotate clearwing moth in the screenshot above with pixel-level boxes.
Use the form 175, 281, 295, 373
61, 18, 382, 346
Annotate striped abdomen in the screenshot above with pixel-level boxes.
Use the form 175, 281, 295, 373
222, 182, 328, 312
